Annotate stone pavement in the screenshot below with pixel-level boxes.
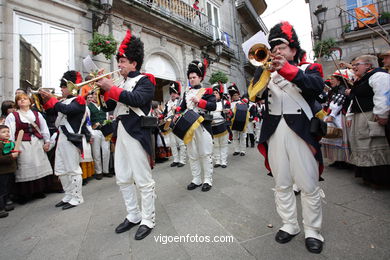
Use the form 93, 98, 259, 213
1, 145, 389, 260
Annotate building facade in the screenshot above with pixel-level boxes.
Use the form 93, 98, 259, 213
0, 0, 267, 103
307, 0, 390, 76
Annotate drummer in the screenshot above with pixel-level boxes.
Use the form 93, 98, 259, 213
211, 83, 229, 168
163, 81, 186, 167
228, 84, 248, 156
175, 60, 216, 192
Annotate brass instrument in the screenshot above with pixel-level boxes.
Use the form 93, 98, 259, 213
248, 43, 271, 67
247, 43, 272, 102
63, 69, 122, 93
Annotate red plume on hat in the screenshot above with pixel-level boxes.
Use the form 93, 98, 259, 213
118, 30, 132, 58
280, 21, 294, 43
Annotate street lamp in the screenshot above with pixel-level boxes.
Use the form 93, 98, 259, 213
313, 5, 328, 40
202, 39, 225, 64
92, 0, 114, 31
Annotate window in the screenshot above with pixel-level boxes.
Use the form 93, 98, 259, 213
206, 1, 221, 40
13, 13, 74, 94
345, 0, 374, 29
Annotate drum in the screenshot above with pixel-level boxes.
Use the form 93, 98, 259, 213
231, 103, 249, 131
212, 122, 228, 138
172, 110, 204, 144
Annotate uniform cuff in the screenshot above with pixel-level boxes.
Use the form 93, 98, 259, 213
43, 97, 58, 110
278, 62, 299, 82
104, 86, 123, 102
198, 99, 207, 109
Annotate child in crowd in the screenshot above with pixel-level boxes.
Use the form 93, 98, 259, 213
0, 125, 19, 218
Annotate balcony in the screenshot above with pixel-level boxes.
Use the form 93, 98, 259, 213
340, 0, 390, 41
113, 0, 214, 46
236, 0, 266, 32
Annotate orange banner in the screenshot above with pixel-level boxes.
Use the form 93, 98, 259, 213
355, 4, 378, 28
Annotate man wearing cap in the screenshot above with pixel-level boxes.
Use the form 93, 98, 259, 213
211, 83, 229, 168
96, 30, 156, 240
380, 50, 390, 73
40, 70, 90, 210
175, 60, 216, 192
252, 22, 325, 253
163, 81, 186, 167
228, 84, 248, 156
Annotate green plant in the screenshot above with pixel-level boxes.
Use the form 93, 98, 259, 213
343, 23, 352, 33
380, 12, 390, 19
313, 38, 337, 59
88, 33, 118, 60
209, 71, 229, 84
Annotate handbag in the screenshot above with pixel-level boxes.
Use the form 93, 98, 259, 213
355, 98, 385, 138
66, 132, 84, 143
310, 117, 327, 137
65, 109, 87, 143
140, 116, 158, 129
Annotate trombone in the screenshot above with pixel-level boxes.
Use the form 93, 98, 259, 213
63, 69, 122, 92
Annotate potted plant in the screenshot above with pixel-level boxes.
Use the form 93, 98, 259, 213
88, 33, 118, 60
313, 38, 337, 59
209, 71, 229, 85
379, 12, 390, 25
343, 23, 352, 33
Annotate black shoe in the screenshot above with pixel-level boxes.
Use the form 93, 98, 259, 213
275, 230, 298, 244
62, 203, 76, 210
221, 165, 227, 168
294, 190, 301, 196
201, 183, 212, 192
177, 163, 185, 167
5, 204, 14, 211
94, 174, 103, 180
187, 182, 202, 190
5, 199, 13, 206
103, 172, 114, 178
115, 219, 141, 234
240, 152, 245, 156
0, 210, 9, 218
305, 237, 323, 254
82, 179, 88, 186
233, 152, 240, 156
55, 201, 68, 208
214, 164, 221, 168
170, 162, 179, 167
135, 225, 152, 240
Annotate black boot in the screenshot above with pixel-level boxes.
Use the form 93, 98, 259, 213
249, 134, 255, 147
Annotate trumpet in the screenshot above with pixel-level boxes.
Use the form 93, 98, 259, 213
247, 43, 272, 102
31, 88, 61, 112
248, 43, 272, 68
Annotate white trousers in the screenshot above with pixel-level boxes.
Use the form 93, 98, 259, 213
168, 132, 186, 164
232, 130, 247, 153
187, 125, 213, 185
213, 134, 228, 165
91, 130, 110, 174
115, 122, 155, 228
255, 121, 262, 142
268, 118, 324, 241
55, 131, 83, 205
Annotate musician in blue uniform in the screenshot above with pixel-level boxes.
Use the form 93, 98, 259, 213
228, 84, 248, 156
253, 22, 325, 253
175, 60, 216, 192
96, 30, 155, 240
163, 82, 186, 167
40, 70, 90, 210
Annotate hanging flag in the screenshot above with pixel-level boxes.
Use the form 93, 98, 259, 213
223, 32, 230, 48
354, 4, 378, 28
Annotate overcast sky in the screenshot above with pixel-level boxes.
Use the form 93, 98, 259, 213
261, 0, 314, 61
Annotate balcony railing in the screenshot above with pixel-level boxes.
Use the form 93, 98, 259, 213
340, 0, 390, 33
131, 0, 213, 38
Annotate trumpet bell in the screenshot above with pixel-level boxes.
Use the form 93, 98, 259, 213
248, 43, 270, 67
